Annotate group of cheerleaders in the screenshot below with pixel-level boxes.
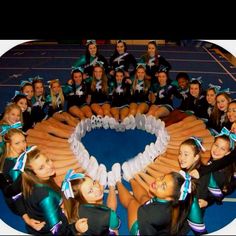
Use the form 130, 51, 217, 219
0, 39, 236, 235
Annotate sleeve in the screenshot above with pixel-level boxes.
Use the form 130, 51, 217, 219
109, 209, 120, 230
100, 55, 109, 74
196, 174, 211, 200
198, 150, 236, 176
188, 196, 207, 235
159, 56, 172, 71
39, 193, 75, 235
73, 55, 86, 68
129, 54, 137, 76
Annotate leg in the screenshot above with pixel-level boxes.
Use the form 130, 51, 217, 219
129, 103, 138, 116
81, 105, 93, 118
69, 105, 85, 120
91, 103, 103, 116
106, 186, 117, 211
117, 181, 140, 230
146, 105, 158, 116
153, 106, 170, 119
136, 102, 149, 114
120, 107, 129, 121
130, 178, 150, 205
102, 103, 111, 117
111, 107, 120, 121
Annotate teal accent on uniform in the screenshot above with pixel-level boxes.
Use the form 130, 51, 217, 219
45, 95, 52, 103
62, 84, 73, 95
188, 196, 204, 224
152, 196, 169, 203
0, 141, 5, 155
209, 173, 220, 189
8, 158, 21, 181
39, 186, 62, 229
129, 220, 139, 235
109, 209, 120, 229
73, 55, 86, 68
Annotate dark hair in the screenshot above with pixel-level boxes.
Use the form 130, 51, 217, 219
169, 172, 197, 235
176, 72, 190, 81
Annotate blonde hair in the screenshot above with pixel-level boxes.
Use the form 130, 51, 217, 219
49, 79, 65, 110
0, 103, 23, 125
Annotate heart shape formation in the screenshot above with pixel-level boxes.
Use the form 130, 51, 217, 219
68, 114, 170, 184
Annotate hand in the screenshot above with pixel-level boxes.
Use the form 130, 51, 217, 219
23, 215, 45, 231
109, 70, 115, 76
83, 74, 89, 80
189, 169, 199, 179
125, 78, 132, 84
76, 218, 88, 234
198, 199, 208, 208
67, 79, 73, 85
124, 71, 130, 78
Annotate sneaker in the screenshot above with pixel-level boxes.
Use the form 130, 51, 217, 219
86, 118, 92, 132
135, 113, 142, 129
96, 115, 103, 128
122, 116, 130, 129
112, 163, 121, 183
86, 156, 99, 180
102, 116, 110, 129
91, 115, 97, 129
81, 153, 90, 169
107, 171, 116, 187
140, 114, 146, 130
109, 117, 117, 129
129, 115, 136, 130
99, 169, 107, 187
122, 162, 133, 182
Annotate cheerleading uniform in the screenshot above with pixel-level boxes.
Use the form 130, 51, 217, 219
78, 204, 120, 236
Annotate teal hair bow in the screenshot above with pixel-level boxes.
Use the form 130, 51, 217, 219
95, 60, 104, 67
28, 75, 44, 83
13, 145, 37, 172
11, 91, 27, 100
179, 170, 192, 201
61, 169, 85, 199
136, 63, 146, 70
215, 127, 236, 150
189, 136, 206, 152
20, 80, 32, 88
71, 66, 84, 73
217, 88, 230, 94
190, 76, 202, 84
0, 121, 22, 136
115, 65, 125, 71
208, 83, 221, 94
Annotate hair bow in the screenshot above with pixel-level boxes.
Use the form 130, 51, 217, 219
20, 80, 32, 88
208, 83, 221, 94
11, 91, 27, 100
47, 79, 59, 88
215, 127, 236, 150
95, 60, 104, 67
158, 65, 168, 72
61, 169, 85, 199
28, 75, 44, 83
71, 66, 84, 73
13, 146, 37, 172
179, 170, 192, 201
190, 76, 202, 84
189, 136, 206, 152
217, 88, 230, 94
115, 65, 125, 71
86, 39, 96, 46
0, 121, 22, 136
136, 63, 146, 70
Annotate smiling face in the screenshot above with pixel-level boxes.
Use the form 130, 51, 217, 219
51, 81, 61, 95
6, 107, 21, 124
29, 154, 55, 180
157, 71, 168, 86
206, 88, 216, 106
178, 77, 189, 90
178, 144, 200, 170
149, 174, 175, 200
227, 102, 236, 123
211, 136, 231, 160
88, 44, 97, 57
79, 177, 104, 203
34, 81, 44, 97
116, 41, 126, 54
22, 85, 34, 100
190, 83, 200, 98
16, 97, 28, 112
8, 132, 27, 156
147, 42, 157, 57
115, 71, 125, 84
216, 94, 230, 112
94, 66, 103, 80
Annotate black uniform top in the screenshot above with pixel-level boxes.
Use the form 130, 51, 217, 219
89, 80, 109, 104
109, 52, 137, 77
31, 95, 47, 123
131, 80, 149, 103
137, 197, 172, 236
44, 94, 64, 117
139, 54, 172, 77
25, 184, 76, 235
2, 158, 26, 216
73, 54, 109, 76
110, 81, 131, 107
179, 92, 209, 119
79, 204, 120, 236
22, 110, 34, 132
198, 149, 236, 176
